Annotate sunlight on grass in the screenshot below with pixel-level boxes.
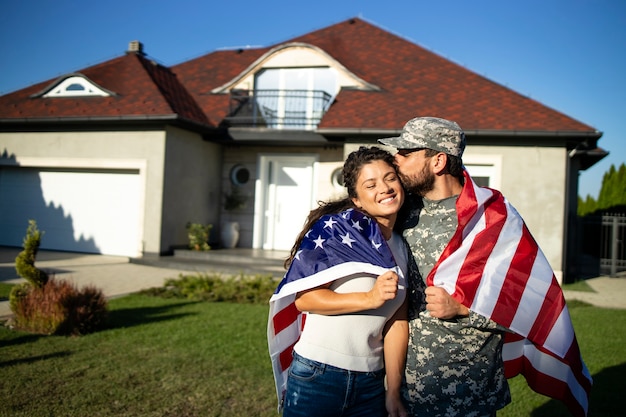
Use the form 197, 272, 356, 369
562, 280, 595, 292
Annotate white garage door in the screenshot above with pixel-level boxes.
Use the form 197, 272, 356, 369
0, 167, 144, 257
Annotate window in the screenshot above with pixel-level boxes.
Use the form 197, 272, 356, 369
43, 76, 110, 98
331, 167, 344, 189
464, 155, 502, 190
254, 67, 336, 130
230, 164, 250, 186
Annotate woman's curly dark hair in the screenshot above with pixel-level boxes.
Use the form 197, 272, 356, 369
283, 146, 396, 269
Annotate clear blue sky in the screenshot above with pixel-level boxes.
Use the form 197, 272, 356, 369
1, 0, 624, 199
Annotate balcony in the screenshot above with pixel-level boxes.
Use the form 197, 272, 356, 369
224, 89, 333, 130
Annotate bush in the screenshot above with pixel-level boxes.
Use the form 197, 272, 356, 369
10, 278, 108, 336
186, 222, 212, 251
141, 273, 277, 304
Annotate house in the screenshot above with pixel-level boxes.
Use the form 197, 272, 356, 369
0, 18, 607, 282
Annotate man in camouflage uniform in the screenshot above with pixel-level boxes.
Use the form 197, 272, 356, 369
379, 117, 511, 417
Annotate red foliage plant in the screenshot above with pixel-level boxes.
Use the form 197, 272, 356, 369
11, 278, 108, 336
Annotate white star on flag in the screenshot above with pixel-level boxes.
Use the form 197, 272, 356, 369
313, 235, 325, 249
324, 217, 338, 229
340, 232, 356, 247
351, 220, 363, 231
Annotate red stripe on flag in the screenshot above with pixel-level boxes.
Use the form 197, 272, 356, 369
455, 171, 480, 229
273, 301, 300, 335
503, 334, 525, 378
529, 280, 567, 345
517, 351, 587, 417
490, 226, 537, 327
279, 341, 297, 372
455, 191, 508, 304
565, 342, 593, 395
301, 312, 307, 330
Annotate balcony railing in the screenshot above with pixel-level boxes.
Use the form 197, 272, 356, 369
224, 89, 333, 130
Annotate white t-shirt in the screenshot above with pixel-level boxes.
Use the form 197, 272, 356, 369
293, 231, 407, 372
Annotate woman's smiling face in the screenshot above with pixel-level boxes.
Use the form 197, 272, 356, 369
351, 159, 404, 225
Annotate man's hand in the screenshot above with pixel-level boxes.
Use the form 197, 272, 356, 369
425, 286, 469, 319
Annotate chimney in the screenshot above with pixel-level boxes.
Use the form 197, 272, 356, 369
127, 40, 144, 55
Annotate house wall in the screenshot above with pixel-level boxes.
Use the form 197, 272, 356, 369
161, 126, 222, 253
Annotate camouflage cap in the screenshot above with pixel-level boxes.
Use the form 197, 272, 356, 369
378, 117, 466, 157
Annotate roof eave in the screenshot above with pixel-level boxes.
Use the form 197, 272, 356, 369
317, 127, 602, 139
0, 115, 217, 133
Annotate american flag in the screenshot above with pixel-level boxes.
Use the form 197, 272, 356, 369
428, 170, 592, 417
267, 208, 403, 409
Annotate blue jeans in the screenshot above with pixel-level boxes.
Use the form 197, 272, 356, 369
282, 352, 386, 417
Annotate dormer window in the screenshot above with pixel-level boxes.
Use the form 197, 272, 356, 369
42, 76, 111, 98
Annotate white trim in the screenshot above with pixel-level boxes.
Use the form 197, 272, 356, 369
42, 75, 110, 97
464, 154, 502, 190
1, 156, 146, 171
211, 42, 379, 94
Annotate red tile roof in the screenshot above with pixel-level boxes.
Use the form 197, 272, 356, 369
1, 17, 597, 136
0, 52, 209, 126
285, 18, 596, 132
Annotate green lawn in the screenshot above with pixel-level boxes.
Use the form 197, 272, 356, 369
1, 293, 624, 416
0, 282, 14, 300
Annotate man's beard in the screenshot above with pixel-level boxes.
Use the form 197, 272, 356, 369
399, 165, 435, 196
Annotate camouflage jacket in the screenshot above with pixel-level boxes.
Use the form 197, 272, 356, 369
398, 194, 511, 416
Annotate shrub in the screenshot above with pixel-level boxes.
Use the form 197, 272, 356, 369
141, 273, 277, 304
186, 222, 212, 251
10, 278, 108, 335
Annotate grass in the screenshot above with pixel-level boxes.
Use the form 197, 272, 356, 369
1, 295, 276, 417
498, 303, 626, 416
562, 280, 595, 292
0, 282, 13, 300
1, 284, 625, 416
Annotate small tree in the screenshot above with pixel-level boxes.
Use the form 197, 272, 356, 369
9, 220, 48, 313
578, 163, 626, 216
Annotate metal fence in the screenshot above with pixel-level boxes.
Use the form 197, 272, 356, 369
599, 213, 626, 276
580, 212, 626, 277
225, 89, 333, 130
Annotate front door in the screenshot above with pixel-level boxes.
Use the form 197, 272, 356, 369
256, 154, 317, 250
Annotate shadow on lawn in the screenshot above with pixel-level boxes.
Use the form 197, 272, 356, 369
104, 301, 199, 330
0, 333, 43, 347
0, 351, 72, 368
531, 362, 626, 417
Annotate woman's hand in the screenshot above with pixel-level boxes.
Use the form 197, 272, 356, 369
368, 270, 400, 309
386, 390, 408, 417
